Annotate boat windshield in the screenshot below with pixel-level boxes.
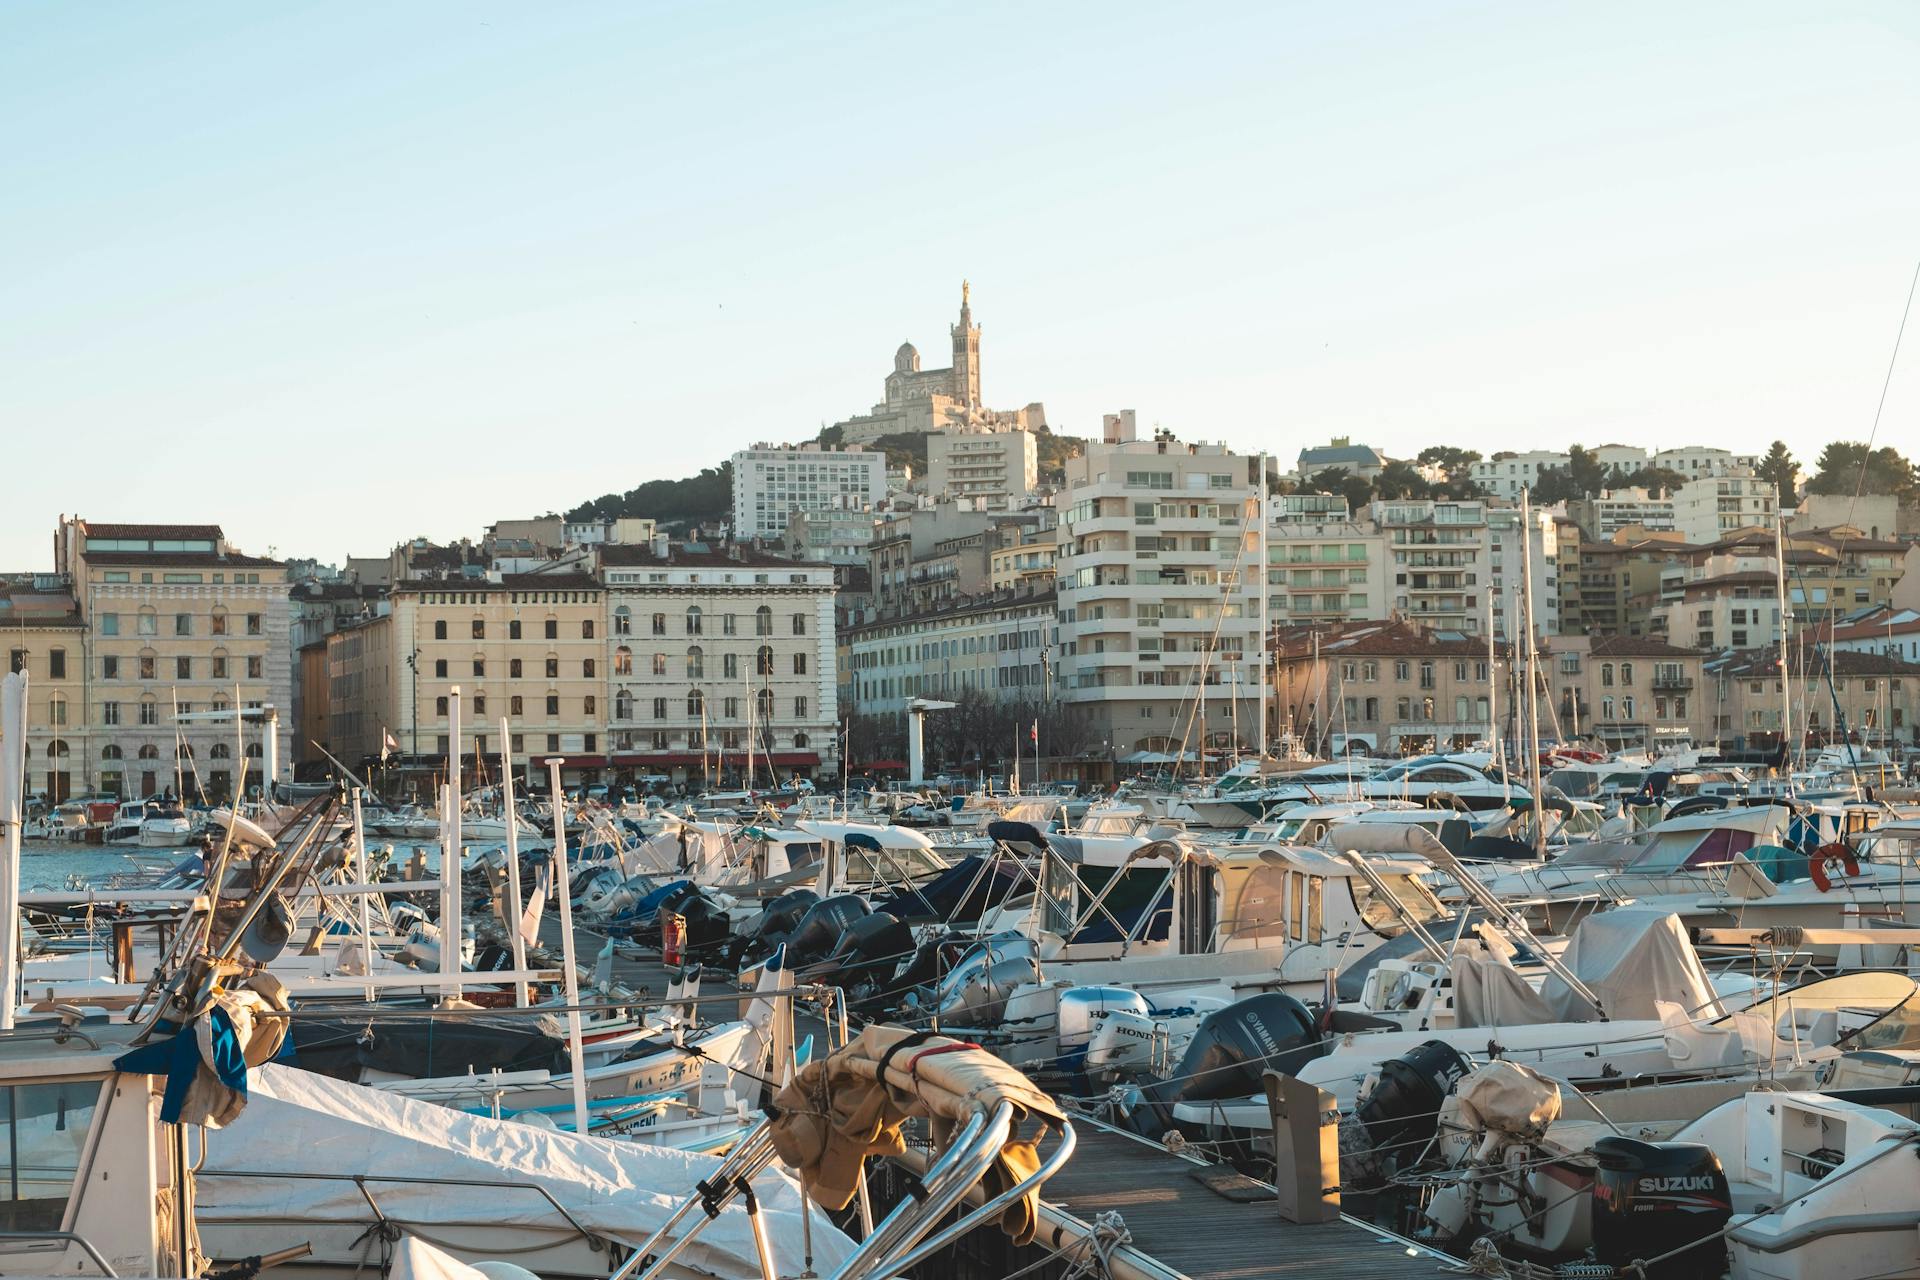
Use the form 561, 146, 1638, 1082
1715, 972, 1920, 1049
1348, 872, 1451, 938
1623, 825, 1757, 873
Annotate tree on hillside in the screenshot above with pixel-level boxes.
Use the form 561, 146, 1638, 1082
1307, 467, 1377, 512
1618, 464, 1688, 497
1566, 445, 1608, 498
1373, 459, 1433, 500
1757, 440, 1798, 506
1806, 441, 1915, 497
1416, 445, 1481, 485
567, 463, 733, 526
1529, 466, 1581, 506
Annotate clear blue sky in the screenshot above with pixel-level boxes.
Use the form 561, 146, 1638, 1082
4, 2, 1918, 568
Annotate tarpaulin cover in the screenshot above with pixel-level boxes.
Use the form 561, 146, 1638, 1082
1539, 908, 1722, 1023
873, 856, 1026, 921
288, 1012, 568, 1082
1451, 947, 1557, 1028
201, 1064, 853, 1276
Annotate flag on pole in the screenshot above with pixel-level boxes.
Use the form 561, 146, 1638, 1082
381, 728, 399, 762
519, 854, 552, 946
1030, 719, 1039, 745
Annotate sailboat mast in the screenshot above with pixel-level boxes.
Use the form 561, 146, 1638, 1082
1520, 489, 1546, 858
1256, 455, 1270, 762
1773, 514, 1794, 789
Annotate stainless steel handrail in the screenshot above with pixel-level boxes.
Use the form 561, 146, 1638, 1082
828, 1103, 1010, 1280
203, 1168, 601, 1249
0, 1230, 120, 1276
867, 1118, 1077, 1277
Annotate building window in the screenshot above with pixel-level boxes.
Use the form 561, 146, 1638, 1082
544, 619, 558, 640
211, 653, 227, 679
651, 730, 669, 750
102, 656, 118, 680
652, 697, 668, 719
101, 613, 119, 637
687, 689, 705, 717
615, 690, 633, 720
652, 613, 667, 636
584, 695, 596, 716
176, 656, 191, 679
614, 607, 632, 636
436, 696, 449, 717
175, 613, 192, 636
584, 732, 597, 751
510, 658, 524, 678
583, 619, 595, 639
545, 657, 559, 678
687, 606, 703, 635
435, 659, 449, 678
139, 655, 156, 680
245, 613, 261, 636
721, 613, 737, 636
247, 655, 262, 678
1600, 663, 1614, 687
510, 620, 522, 640
723, 652, 739, 679
512, 733, 525, 752
723, 696, 739, 719
545, 695, 559, 717
795, 696, 809, 718
472, 619, 485, 639
548, 734, 561, 752
511, 695, 524, 715
794, 732, 810, 748
1394, 661, 1409, 681
473, 658, 486, 677
49, 696, 65, 726
687, 647, 704, 678
583, 658, 596, 678
102, 702, 120, 726
140, 701, 159, 726
756, 606, 772, 636
138, 612, 157, 636
757, 646, 774, 675
474, 694, 487, 716
757, 688, 774, 719
793, 613, 807, 636
613, 648, 631, 676
793, 653, 807, 675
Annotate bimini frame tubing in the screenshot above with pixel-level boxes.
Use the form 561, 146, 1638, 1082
615, 1120, 783, 1280
825, 1103, 1008, 1280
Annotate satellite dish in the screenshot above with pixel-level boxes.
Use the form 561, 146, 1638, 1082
239, 895, 294, 964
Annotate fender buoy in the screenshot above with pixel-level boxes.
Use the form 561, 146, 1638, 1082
1808, 842, 1861, 892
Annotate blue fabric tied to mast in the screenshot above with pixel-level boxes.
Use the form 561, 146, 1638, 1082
113, 1006, 249, 1124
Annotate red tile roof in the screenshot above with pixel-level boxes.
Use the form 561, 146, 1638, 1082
79, 522, 224, 540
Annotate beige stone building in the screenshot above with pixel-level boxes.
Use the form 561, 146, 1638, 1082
1547, 635, 1707, 750
52, 519, 291, 801
1, 582, 88, 802
1703, 643, 1920, 751
1271, 618, 1512, 755
926, 429, 1038, 510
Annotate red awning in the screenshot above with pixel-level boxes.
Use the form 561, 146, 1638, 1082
764, 752, 821, 766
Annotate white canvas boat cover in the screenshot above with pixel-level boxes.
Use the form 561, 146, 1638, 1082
389, 1236, 492, 1280
1538, 908, 1722, 1023
1451, 946, 1556, 1027
199, 1064, 854, 1276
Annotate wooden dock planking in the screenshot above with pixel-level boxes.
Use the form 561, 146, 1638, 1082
1041, 1122, 1457, 1279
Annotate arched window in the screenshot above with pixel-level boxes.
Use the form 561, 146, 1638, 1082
138, 744, 161, 760
210, 742, 232, 759
686, 646, 704, 679
613, 646, 632, 676
756, 687, 774, 719
755, 606, 772, 636
1600, 663, 1615, 687
101, 744, 123, 760
686, 606, 703, 636
613, 605, 632, 636
687, 688, 705, 717
614, 689, 634, 721
1620, 663, 1634, 685
756, 646, 774, 676
244, 743, 262, 758
793, 733, 810, 748
1621, 695, 1635, 719
176, 743, 193, 759
46, 739, 68, 758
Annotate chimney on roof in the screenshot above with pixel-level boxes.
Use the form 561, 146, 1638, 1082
650, 532, 670, 559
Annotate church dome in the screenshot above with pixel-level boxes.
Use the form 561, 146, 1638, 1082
894, 341, 920, 374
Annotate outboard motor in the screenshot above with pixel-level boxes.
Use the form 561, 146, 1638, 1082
1591, 1137, 1730, 1280
728, 888, 820, 968
804, 911, 912, 995
927, 932, 1041, 1027
1125, 992, 1323, 1140
628, 879, 694, 946
783, 895, 870, 967
1344, 1040, 1471, 1187
672, 891, 732, 962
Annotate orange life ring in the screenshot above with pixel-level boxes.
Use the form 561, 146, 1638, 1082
1808, 842, 1861, 892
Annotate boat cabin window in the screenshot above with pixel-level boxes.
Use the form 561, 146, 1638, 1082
1349, 872, 1450, 938
1043, 859, 1172, 943
0, 1081, 99, 1233
841, 844, 945, 888
1628, 825, 1757, 872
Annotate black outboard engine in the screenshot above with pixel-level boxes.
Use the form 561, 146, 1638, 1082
1591, 1137, 1730, 1280
673, 891, 732, 961
782, 894, 870, 967
804, 911, 912, 996
1344, 1040, 1471, 1187
728, 888, 820, 969
1125, 993, 1323, 1140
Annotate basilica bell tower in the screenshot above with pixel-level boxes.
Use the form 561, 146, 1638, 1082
950, 280, 981, 409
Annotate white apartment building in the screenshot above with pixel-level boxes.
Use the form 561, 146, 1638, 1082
1652, 446, 1759, 478
783, 499, 878, 566
1570, 487, 1677, 539
597, 542, 839, 782
1485, 505, 1563, 639
925, 429, 1038, 510
845, 591, 1057, 720
1469, 446, 1648, 501
1055, 437, 1266, 753
1265, 494, 1390, 628
1375, 499, 1491, 634
730, 443, 887, 543
1673, 471, 1778, 544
